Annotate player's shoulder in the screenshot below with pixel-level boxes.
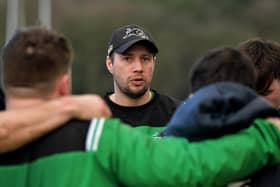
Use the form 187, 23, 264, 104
153, 90, 181, 107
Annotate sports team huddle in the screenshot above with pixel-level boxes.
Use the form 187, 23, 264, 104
0, 24, 280, 187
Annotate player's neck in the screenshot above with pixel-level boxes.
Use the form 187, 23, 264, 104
5, 87, 68, 110
110, 90, 152, 107
6, 97, 47, 110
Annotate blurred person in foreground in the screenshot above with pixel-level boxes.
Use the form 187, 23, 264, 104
0, 51, 110, 153
162, 47, 280, 187
238, 38, 280, 186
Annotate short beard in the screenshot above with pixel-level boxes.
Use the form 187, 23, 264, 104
121, 87, 148, 99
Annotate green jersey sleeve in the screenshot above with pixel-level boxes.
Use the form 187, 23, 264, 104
86, 118, 280, 187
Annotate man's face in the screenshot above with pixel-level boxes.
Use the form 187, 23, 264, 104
262, 79, 280, 109
107, 44, 156, 98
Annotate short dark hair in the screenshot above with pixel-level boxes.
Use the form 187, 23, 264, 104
239, 38, 280, 96
2, 26, 73, 97
189, 47, 257, 92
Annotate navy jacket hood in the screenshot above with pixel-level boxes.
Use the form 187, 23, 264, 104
162, 82, 280, 141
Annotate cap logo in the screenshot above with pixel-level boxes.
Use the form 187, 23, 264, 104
122, 27, 149, 40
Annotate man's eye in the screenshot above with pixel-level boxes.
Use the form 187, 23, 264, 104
124, 57, 131, 61
143, 57, 149, 61
260, 89, 273, 96
143, 56, 152, 61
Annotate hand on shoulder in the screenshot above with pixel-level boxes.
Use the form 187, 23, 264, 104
266, 117, 280, 130
66, 94, 112, 120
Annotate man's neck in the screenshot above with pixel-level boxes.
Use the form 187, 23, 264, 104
6, 97, 47, 110
109, 90, 152, 107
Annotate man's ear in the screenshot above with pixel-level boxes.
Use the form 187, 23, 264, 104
106, 56, 113, 74
57, 74, 71, 96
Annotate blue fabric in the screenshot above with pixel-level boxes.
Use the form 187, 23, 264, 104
163, 82, 280, 141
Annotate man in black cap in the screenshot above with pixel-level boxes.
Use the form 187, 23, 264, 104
104, 24, 179, 127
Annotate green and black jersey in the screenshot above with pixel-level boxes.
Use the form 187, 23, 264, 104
0, 118, 280, 187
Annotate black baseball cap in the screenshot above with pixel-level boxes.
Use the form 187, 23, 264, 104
107, 24, 158, 56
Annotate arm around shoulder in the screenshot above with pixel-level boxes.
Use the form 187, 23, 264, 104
93, 118, 280, 187
0, 94, 111, 153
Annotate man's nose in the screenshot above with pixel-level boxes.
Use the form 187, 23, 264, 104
132, 59, 143, 72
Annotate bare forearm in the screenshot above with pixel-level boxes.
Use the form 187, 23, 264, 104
0, 95, 111, 153
0, 97, 74, 152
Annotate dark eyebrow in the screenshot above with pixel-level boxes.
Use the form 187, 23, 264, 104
120, 52, 132, 56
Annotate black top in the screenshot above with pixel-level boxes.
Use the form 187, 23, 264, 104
0, 119, 90, 165
0, 88, 5, 111
243, 165, 280, 187
104, 89, 180, 127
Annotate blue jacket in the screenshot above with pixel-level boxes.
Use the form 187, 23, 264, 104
162, 82, 279, 141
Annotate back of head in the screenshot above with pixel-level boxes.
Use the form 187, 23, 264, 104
2, 26, 73, 98
239, 38, 280, 96
189, 47, 257, 93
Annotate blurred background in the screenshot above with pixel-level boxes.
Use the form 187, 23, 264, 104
1, 0, 280, 100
